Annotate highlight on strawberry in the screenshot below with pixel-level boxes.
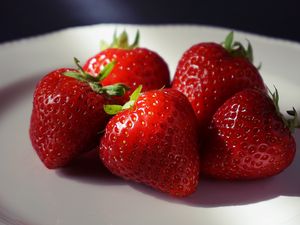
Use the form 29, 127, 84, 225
100, 86, 201, 197
172, 32, 266, 133
29, 58, 128, 169
28, 29, 299, 198
83, 30, 171, 102
202, 87, 298, 180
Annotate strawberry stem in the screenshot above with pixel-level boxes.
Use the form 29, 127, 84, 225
104, 85, 143, 115
222, 31, 254, 63
100, 30, 140, 50
63, 58, 129, 97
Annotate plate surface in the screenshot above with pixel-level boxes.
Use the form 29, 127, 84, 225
0, 24, 300, 225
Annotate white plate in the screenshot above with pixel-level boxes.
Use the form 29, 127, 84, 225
0, 24, 300, 225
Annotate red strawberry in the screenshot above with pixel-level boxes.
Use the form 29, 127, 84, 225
202, 88, 297, 180
172, 32, 266, 130
83, 31, 170, 101
30, 59, 128, 169
100, 87, 200, 197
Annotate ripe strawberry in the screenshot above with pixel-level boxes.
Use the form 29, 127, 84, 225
30, 59, 128, 169
172, 32, 266, 130
202, 88, 297, 180
83, 31, 170, 101
100, 87, 200, 197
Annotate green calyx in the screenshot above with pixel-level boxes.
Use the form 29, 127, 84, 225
63, 57, 129, 96
100, 30, 140, 50
269, 87, 300, 133
286, 108, 299, 133
222, 31, 254, 64
104, 85, 143, 115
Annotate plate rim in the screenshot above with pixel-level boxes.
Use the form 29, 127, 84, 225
1, 23, 300, 225
0, 23, 300, 50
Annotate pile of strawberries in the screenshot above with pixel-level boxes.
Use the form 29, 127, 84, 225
29, 31, 298, 197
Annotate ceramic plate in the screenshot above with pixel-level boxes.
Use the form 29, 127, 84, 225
0, 24, 299, 225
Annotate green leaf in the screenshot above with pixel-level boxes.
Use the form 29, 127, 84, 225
130, 85, 142, 102
257, 62, 262, 70
121, 85, 142, 110
63, 71, 85, 82
274, 87, 280, 111
268, 86, 299, 132
104, 104, 123, 115
118, 31, 129, 49
129, 30, 140, 49
73, 57, 86, 77
101, 30, 140, 50
246, 40, 253, 63
102, 85, 142, 116
89, 82, 103, 93
100, 30, 118, 51
222, 32, 256, 63
112, 29, 118, 47
223, 31, 234, 51
74, 57, 81, 66
98, 61, 116, 81
286, 107, 299, 132
85, 74, 98, 82
268, 86, 280, 113
122, 100, 135, 110
100, 40, 110, 51
287, 108, 296, 116
232, 42, 246, 57
102, 83, 129, 96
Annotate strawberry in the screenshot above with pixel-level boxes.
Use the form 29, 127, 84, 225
172, 32, 266, 130
99, 87, 200, 197
202, 88, 297, 180
83, 31, 170, 101
29, 59, 128, 169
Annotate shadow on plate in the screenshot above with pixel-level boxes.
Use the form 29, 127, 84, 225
4, 74, 299, 207
55, 149, 124, 186
129, 169, 300, 207
56, 131, 300, 207
129, 130, 300, 207
0, 74, 124, 186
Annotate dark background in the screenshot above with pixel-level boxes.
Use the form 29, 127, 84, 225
1, 0, 300, 43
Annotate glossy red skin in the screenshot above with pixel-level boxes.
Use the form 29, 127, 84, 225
30, 68, 112, 169
202, 89, 296, 180
83, 48, 170, 101
100, 89, 200, 197
172, 43, 266, 130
